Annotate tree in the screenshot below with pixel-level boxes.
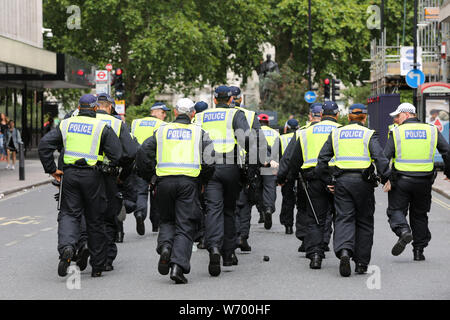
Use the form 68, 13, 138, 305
43, 0, 270, 105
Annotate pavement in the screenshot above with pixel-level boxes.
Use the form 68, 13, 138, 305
0, 184, 449, 300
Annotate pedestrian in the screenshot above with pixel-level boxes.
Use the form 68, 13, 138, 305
258, 113, 280, 230
5, 120, 22, 170
383, 103, 450, 261
314, 103, 391, 277
96, 93, 137, 270
131, 102, 169, 235
229, 86, 268, 252
0, 113, 8, 162
196, 85, 261, 276
278, 101, 341, 270
38, 94, 122, 278
283, 114, 295, 134
136, 98, 215, 284
278, 118, 299, 235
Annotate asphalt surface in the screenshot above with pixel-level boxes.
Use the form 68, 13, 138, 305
0, 184, 449, 300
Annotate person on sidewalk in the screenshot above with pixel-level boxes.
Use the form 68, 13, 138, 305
5, 120, 22, 170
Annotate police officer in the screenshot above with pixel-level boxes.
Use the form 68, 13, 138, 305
315, 103, 391, 277
136, 98, 215, 284
295, 103, 323, 252
229, 86, 268, 252
96, 93, 137, 270
258, 114, 279, 230
196, 86, 260, 276
38, 94, 122, 277
278, 102, 341, 269
278, 118, 299, 234
192, 101, 209, 250
131, 102, 169, 235
383, 103, 450, 261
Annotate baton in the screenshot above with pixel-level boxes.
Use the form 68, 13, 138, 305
57, 175, 63, 211
298, 172, 319, 225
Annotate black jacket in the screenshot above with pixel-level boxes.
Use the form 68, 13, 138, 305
135, 114, 215, 185
38, 109, 122, 174
384, 117, 450, 178
315, 121, 391, 183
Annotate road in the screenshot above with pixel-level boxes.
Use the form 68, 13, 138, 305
0, 184, 449, 300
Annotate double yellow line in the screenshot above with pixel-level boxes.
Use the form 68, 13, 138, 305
432, 197, 450, 210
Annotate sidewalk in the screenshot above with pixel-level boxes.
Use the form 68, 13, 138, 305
0, 159, 53, 197
432, 172, 450, 200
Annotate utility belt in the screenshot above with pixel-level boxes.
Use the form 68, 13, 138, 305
334, 165, 380, 187
95, 163, 120, 177
391, 168, 436, 186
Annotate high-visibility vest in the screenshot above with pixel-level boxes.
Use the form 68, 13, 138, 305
392, 122, 438, 172
388, 123, 398, 139
298, 120, 341, 169
155, 122, 202, 177
280, 132, 294, 155
261, 125, 280, 147
60, 116, 106, 166
96, 112, 122, 163
235, 106, 255, 128
196, 108, 237, 153
131, 117, 165, 145
332, 124, 374, 169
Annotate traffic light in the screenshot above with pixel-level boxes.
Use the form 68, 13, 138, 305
324, 78, 330, 100
113, 68, 125, 99
332, 79, 341, 101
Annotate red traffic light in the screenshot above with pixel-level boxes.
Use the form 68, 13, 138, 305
77, 69, 84, 76
324, 78, 330, 85
115, 68, 122, 76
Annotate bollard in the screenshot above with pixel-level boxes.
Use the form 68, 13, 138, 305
19, 142, 25, 181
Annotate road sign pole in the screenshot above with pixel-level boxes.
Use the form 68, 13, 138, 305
107, 71, 111, 95
413, 0, 418, 108
308, 0, 312, 91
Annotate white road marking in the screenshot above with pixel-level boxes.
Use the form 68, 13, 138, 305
5, 241, 19, 247
40, 227, 54, 232
24, 232, 38, 238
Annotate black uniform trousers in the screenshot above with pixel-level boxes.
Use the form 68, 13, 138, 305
295, 180, 308, 241
156, 176, 201, 274
103, 174, 122, 265
235, 188, 252, 240
333, 173, 375, 265
304, 178, 334, 258
387, 175, 433, 249
194, 193, 206, 242
280, 179, 296, 227
204, 164, 241, 255
58, 167, 108, 269
134, 174, 159, 228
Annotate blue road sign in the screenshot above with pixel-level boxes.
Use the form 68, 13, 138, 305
304, 91, 317, 103
406, 69, 425, 89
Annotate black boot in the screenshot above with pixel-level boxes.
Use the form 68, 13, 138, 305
115, 231, 124, 243
413, 248, 425, 261
223, 252, 233, 267
58, 247, 74, 277
285, 226, 293, 234
208, 247, 221, 276
392, 230, 413, 256
158, 246, 171, 275
170, 264, 188, 284
91, 268, 103, 277
355, 263, 368, 274
264, 209, 272, 230
135, 214, 145, 236
104, 263, 114, 272
258, 212, 264, 223
75, 244, 90, 271
339, 249, 351, 277
298, 242, 306, 253
309, 253, 322, 269
152, 224, 159, 233
238, 237, 251, 252
231, 253, 238, 266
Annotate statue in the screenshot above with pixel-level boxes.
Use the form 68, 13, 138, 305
257, 54, 280, 101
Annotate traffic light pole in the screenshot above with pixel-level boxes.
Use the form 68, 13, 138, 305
413, 0, 418, 109
308, 0, 312, 91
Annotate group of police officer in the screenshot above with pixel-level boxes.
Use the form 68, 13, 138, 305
38, 85, 449, 283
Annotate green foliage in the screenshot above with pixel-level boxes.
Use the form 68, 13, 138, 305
46, 88, 91, 111
399, 90, 414, 104
43, 0, 270, 105
342, 84, 372, 107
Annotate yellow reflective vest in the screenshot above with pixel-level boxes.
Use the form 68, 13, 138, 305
96, 112, 122, 163
298, 120, 341, 169
280, 132, 294, 155
332, 124, 374, 169
196, 108, 237, 153
60, 116, 106, 166
131, 117, 165, 145
155, 122, 202, 177
261, 125, 280, 147
392, 122, 438, 172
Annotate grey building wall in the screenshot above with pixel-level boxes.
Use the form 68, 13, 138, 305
0, 0, 43, 48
